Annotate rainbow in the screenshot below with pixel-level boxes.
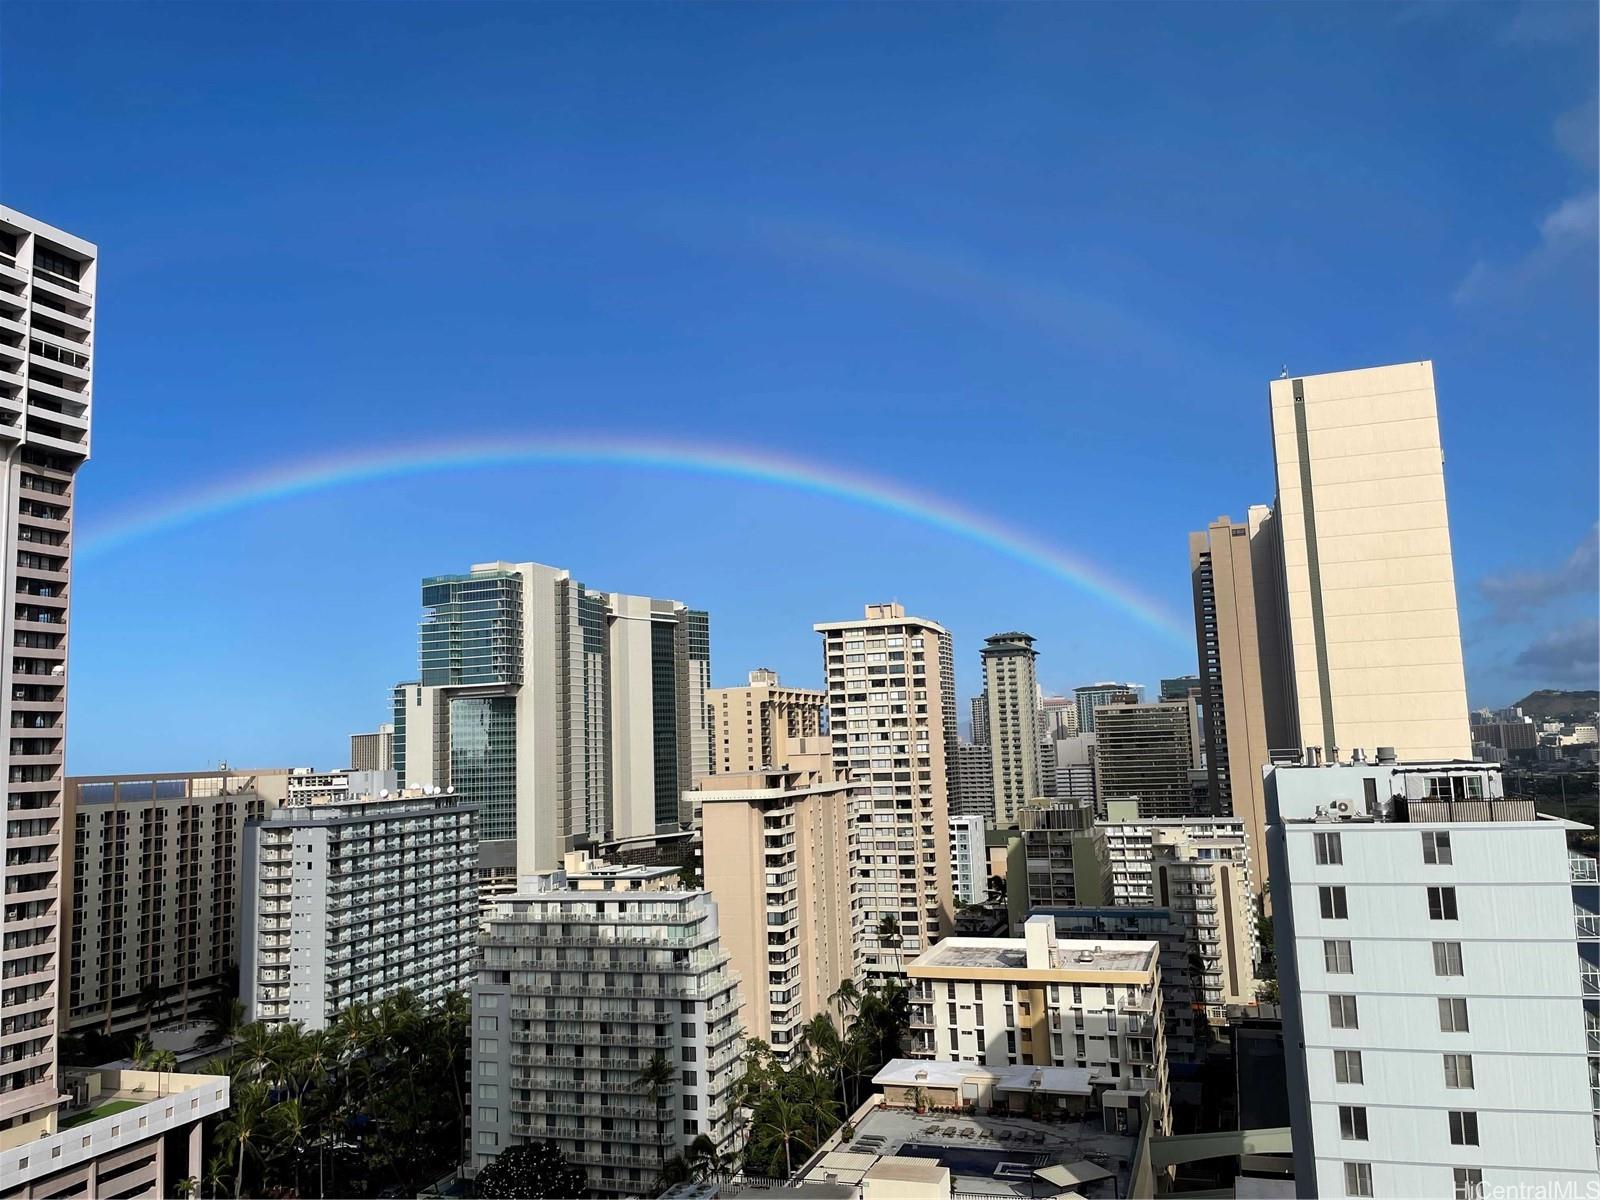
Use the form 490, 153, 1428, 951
78, 435, 1191, 642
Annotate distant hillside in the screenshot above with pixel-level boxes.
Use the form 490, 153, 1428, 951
1513, 689, 1599, 722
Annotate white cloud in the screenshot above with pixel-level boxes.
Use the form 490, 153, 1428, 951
1453, 189, 1598, 306
1479, 524, 1600, 620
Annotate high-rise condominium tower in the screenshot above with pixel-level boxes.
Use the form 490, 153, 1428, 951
969, 694, 989, 746
0, 208, 94, 1138
1268, 361, 1471, 761
1189, 507, 1294, 895
981, 632, 1042, 825
1093, 699, 1202, 819
816, 603, 956, 979
1073, 682, 1142, 734
393, 561, 709, 875
706, 668, 825, 777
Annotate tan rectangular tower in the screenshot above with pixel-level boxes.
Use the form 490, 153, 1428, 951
1269, 361, 1471, 762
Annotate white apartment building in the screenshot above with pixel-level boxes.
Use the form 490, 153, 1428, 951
240, 789, 478, 1030
1098, 813, 1259, 1018
469, 855, 744, 1197
980, 632, 1042, 824
0, 207, 95, 1141
816, 603, 957, 980
906, 915, 1170, 1138
948, 815, 986, 906
1267, 755, 1599, 1197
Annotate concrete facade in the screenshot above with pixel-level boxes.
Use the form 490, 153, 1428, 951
1268, 362, 1472, 763
981, 633, 1043, 825
0, 208, 95, 1138
705, 668, 824, 778
695, 747, 853, 1059
241, 789, 478, 1030
951, 742, 994, 820
906, 915, 1170, 1138
948, 815, 987, 907
61, 769, 297, 1034
1073, 683, 1141, 735
469, 856, 744, 1196
1093, 700, 1202, 820
1267, 757, 1597, 1196
816, 604, 957, 980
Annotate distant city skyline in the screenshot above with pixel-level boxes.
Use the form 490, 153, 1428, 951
0, 1, 1590, 773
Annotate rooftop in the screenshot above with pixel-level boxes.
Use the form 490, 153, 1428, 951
798, 1095, 1135, 1199
911, 935, 1157, 978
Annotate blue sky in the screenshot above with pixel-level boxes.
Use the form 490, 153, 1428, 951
3, 2, 1595, 773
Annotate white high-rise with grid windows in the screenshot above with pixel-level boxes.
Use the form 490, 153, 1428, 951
816, 604, 956, 980
1267, 755, 1598, 1197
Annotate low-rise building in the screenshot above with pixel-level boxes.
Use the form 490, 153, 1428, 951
2, 1068, 230, 1199
906, 915, 1170, 1137
469, 853, 744, 1196
240, 787, 478, 1029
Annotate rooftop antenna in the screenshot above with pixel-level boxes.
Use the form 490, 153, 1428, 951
1279, 364, 1288, 379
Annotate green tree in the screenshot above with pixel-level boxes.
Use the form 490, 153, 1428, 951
875, 914, 902, 973
218, 1080, 270, 1198
473, 1141, 587, 1199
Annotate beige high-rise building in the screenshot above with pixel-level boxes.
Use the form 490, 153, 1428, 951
0, 208, 95, 1141
1189, 507, 1293, 897
61, 769, 298, 1035
695, 738, 852, 1058
816, 603, 956, 980
981, 632, 1042, 825
705, 668, 824, 777
1269, 361, 1471, 762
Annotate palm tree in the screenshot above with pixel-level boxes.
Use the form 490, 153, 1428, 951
233, 1022, 277, 1086
636, 1051, 675, 1145
875, 914, 902, 973
132, 1035, 154, 1071
755, 1094, 808, 1178
150, 1048, 179, 1098
684, 1132, 722, 1182
218, 1080, 269, 1199
269, 1097, 312, 1196
828, 978, 861, 1036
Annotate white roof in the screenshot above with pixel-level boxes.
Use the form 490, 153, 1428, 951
873, 1058, 1092, 1097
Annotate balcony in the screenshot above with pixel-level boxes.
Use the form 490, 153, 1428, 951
1574, 856, 1599, 884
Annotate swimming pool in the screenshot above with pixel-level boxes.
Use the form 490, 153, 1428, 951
897, 1141, 1046, 1178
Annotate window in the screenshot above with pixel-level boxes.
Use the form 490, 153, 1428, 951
1334, 1049, 1364, 1085
1315, 831, 1343, 865
1324, 939, 1354, 974
1443, 1053, 1474, 1089
1345, 1162, 1373, 1197
1439, 997, 1470, 1033
1448, 1110, 1479, 1146
1338, 1105, 1368, 1141
1432, 941, 1464, 976
1422, 831, 1453, 865
1320, 886, 1349, 919
1329, 994, 1359, 1029
1427, 886, 1459, 920
1453, 1168, 1484, 1200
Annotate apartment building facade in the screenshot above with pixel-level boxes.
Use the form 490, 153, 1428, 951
816, 604, 957, 980
1072, 683, 1141, 735
0, 207, 95, 1140
906, 915, 1170, 1137
240, 789, 478, 1030
980, 632, 1042, 825
949, 815, 986, 907
61, 769, 297, 1035
1267, 756, 1598, 1197
469, 856, 744, 1196
394, 561, 710, 875
349, 724, 395, 772
1268, 362, 1472, 762
705, 668, 824, 778
1093, 700, 1203, 819
696, 746, 853, 1058
1016, 800, 1100, 911
1098, 813, 1259, 1019
951, 742, 994, 820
